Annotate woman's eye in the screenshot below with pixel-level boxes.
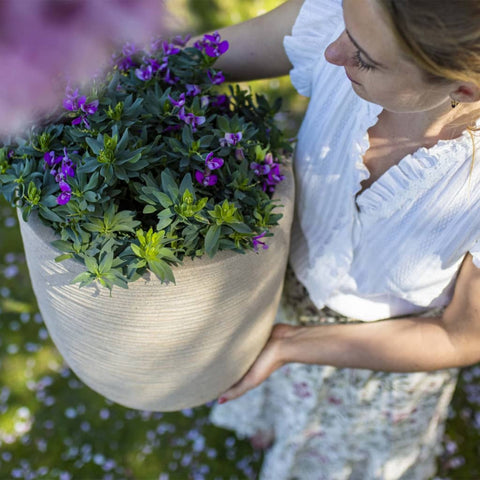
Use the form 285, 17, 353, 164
353, 50, 376, 72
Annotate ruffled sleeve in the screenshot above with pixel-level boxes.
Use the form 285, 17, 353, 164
283, 0, 343, 97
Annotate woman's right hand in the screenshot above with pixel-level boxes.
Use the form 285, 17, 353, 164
217, 323, 299, 403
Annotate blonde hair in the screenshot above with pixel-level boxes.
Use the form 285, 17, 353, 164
378, 0, 480, 86
379, 0, 480, 172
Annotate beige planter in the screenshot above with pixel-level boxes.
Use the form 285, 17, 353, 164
18, 164, 294, 411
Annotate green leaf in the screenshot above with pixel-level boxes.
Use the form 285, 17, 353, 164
205, 224, 221, 258
51, 240, 75, 252
156, 215, 173, 231
38, 206, 63, 223
161, 169, 179, 200
111, 274, 129, 289
131, 243, 142, 258
217, 116, 230, 132
230, 222, 252, 234
71, 271, 95, 288
116, 128, 130, 151
99, 252, 114, 273
143, 205, 157, 214
83, 255, 98, 273
152, 191, 173, 209
54, 253, 74, 262
181, 126, 194, 146
85, 137, 103, 155
179, 174, 194, 196
148, 259, 176, 284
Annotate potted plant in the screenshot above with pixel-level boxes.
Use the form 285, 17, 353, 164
0, 33, 294, 411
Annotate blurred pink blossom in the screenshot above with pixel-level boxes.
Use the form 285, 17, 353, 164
0, 0, 164, 136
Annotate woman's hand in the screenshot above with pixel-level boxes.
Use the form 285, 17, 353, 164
217, 323, 299, 404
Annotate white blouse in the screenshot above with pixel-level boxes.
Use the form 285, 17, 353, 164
283, 0, 480, 321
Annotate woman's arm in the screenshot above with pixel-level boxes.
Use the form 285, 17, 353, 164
195, 0, 304, 82
218, 253, 480, 403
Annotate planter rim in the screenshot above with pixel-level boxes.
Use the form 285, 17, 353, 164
21, 160, 294, 274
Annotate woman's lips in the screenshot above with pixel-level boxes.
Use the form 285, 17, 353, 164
345, 69, 361, 85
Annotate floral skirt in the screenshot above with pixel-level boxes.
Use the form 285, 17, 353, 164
210, 269, 458, 480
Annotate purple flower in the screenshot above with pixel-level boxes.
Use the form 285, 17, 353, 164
195, 171, 217, 186
172, 34, 191, 47
250, 162, 270, 176
252, 232, 269, 252
112, 42, 138, 71
82, 100, 99, 116
63, 88, 86, 111
207, 70, 225, 85
205, 152, 224, 170
164, 68, 179, 85
47, 148, 76, 187
64, 87, 98, 128
178, 107, 206, 132
58, 180, 71, 193
250, 153, 284, 193
168, 93, 186, 108
71, 115, 85, 127
267, 164, 283, 184
193, 39, 206, 50
113, 53, 136, 71
186, 84, 201, 97
57, 191, 71, 205
220, 132, 242, 147
202, 32, 229, 58
61, 160, 75, 178
44, 151, 61, 168
57, 180, 72, 205
210, 94, 229, 112
151, 35, 190, 51
146, 57, 162, 73
162, 41, 181, 56
135, 64, 153, 81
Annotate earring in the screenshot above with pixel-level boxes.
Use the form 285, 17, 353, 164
451, 98, 459, 108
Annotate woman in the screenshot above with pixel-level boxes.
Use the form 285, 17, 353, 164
209, 0, 480, 478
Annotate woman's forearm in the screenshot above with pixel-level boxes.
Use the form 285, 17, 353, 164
201, 0, 303, 82
280, 316, 480, 372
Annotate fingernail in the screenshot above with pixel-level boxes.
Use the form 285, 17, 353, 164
218, 396, 228, 404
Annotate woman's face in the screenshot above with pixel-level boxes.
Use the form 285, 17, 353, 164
324, 0, 454, 113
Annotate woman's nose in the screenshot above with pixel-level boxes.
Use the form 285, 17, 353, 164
324, 31, 351, 67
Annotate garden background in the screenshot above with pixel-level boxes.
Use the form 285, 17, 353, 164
1, 0, 479, 478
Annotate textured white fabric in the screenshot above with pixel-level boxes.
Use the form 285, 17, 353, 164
283, 0, 480, 321
210, 301, 458, 480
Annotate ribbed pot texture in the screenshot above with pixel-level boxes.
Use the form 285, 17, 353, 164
18, 165, 295, 411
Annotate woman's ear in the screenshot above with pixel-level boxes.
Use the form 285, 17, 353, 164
451, 83, 480, 104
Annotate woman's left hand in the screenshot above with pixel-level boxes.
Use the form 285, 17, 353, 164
217, 323, 298, 404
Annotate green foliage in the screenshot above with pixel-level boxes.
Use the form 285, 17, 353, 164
0, 33, 292, 291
